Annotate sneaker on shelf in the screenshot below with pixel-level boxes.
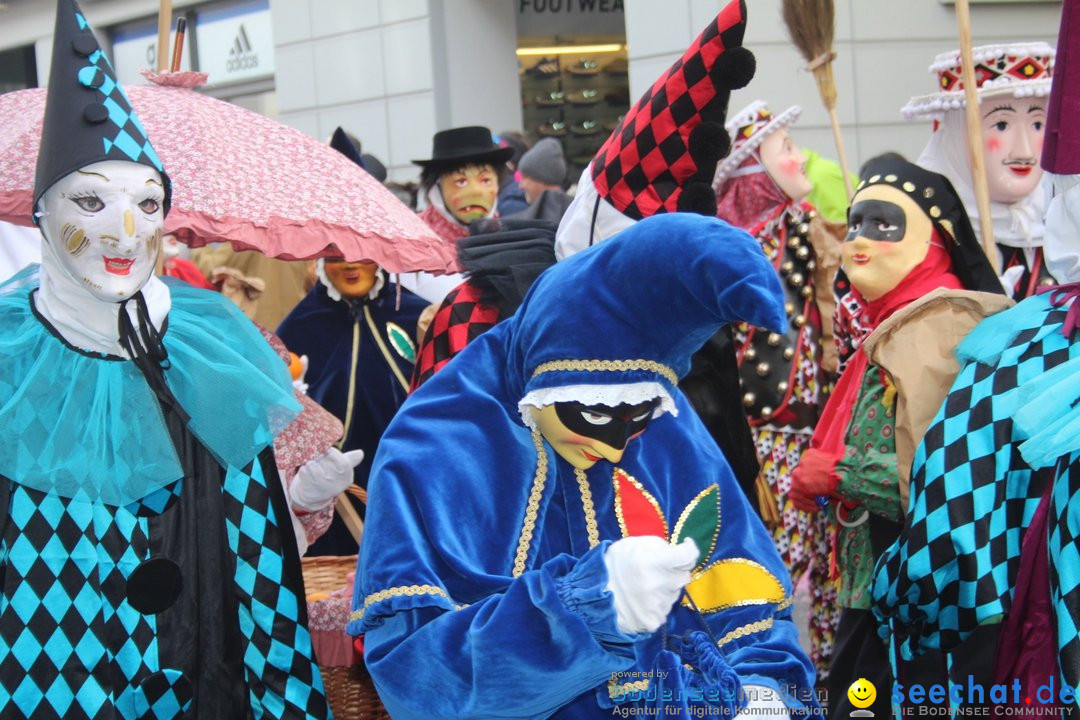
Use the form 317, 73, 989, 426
571, 119, 603, 136
537, 120, 569, 137
603, 58, 628, 75
566, 89, 601, 105
535, 90, 566, 107
567, 58, 601, 75
526, 56, 560, 77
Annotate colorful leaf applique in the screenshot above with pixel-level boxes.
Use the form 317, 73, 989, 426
670, 484, 720, 571
683, 558, 786, 613
386, 322, 416, 363
612, 468, 668, 539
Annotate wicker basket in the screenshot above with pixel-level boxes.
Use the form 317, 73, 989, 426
302, 555, 389, 720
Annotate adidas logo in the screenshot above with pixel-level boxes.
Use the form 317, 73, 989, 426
226, 24, 259, 72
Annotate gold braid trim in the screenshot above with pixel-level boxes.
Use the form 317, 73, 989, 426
608, 678, 650, 700
531, 359, 678, 387
513, 430, 549, 577
364, 305, 410, 391
716, 618, 774, 648
574, 468, 600, 549
349, 584, 466, 623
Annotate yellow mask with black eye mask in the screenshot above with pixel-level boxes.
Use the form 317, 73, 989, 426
530, 400, 658, 470
842, 184, 932, 301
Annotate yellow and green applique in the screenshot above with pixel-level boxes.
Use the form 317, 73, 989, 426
612, 468, 786, 613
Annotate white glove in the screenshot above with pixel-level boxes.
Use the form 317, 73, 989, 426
289, 448, 364, 512
603, 536, 699, 635
999, 265, 1025, 298
292, 354, 310, 395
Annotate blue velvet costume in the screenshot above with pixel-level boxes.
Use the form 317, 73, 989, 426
348, 214, 817, 719
0, 269, 329, 719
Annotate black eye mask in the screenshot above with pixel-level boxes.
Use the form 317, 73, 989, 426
846, 199, 908, 243
553, 400, 660, 450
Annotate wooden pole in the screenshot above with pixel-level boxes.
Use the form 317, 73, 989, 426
827, 106, 854, 199
954, 0, 998, 267
156, 0, 172, 72
809, 57, 854, 200
335, 492, 365, 546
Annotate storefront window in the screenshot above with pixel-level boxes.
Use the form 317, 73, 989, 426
516, 1, 628, 183
0, 45, 37, 94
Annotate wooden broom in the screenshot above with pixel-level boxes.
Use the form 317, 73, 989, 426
782, 0, 854, 199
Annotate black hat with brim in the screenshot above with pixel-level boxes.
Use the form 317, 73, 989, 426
412, 126, 514, 168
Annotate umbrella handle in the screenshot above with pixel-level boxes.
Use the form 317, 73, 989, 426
170, 18, 187, 73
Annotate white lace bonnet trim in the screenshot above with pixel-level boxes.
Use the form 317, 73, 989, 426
519, 383, 677, 430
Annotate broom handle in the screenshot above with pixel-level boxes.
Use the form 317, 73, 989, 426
827, 107, 854, 200
954, 0, 998, 267
156, 0, 172, 72
812, 64, 855, 200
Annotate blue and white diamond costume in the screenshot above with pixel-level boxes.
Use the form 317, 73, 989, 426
0, 1, 330, 717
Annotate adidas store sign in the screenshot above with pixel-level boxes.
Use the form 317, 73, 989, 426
197, 0, 275, 83
226, 25, 259, 72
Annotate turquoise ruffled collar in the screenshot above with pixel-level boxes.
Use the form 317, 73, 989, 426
0, 266, 299, 505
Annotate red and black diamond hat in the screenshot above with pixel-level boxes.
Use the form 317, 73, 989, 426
1043, 0, 1079, 174
34, 0, 170, 217
588, 0, 754, 220
902, 42, 1054, 120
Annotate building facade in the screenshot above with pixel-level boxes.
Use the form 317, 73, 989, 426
0, 0, 1063, 182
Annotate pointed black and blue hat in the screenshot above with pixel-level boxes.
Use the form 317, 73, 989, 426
34, 0, 170, 217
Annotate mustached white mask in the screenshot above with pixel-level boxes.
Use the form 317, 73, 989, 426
35, 160, 170, 355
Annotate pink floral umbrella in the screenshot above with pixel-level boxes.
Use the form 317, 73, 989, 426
0, 71, 457, 273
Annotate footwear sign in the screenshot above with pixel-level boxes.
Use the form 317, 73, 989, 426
516, 0, 625, 36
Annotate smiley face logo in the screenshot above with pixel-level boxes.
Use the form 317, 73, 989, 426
848, 678, 877, 710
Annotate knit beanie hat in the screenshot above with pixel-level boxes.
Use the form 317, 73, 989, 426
518, 138, 566, 186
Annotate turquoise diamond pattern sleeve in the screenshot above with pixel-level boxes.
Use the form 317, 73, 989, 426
221, 459, 331, 719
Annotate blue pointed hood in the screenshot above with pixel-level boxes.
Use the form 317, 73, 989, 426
506, 212, 786, 405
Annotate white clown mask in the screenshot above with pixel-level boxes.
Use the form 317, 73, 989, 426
38, 160, 165, 302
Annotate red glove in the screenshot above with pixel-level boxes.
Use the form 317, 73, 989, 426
789, 448, 841, 513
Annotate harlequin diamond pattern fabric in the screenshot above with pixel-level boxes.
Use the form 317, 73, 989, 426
34, 0, 169, 210
589, 0, 748, 220
0, 486, 159, 719
1050, 454, 1080, 695
410, 280, 500, 391
73, 41, 162, 170
220, 461, 328, 718
872, 298, 1077, 659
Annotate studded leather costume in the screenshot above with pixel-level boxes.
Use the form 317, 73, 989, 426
735, 209, 828, 431
726, 200, 844, 681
